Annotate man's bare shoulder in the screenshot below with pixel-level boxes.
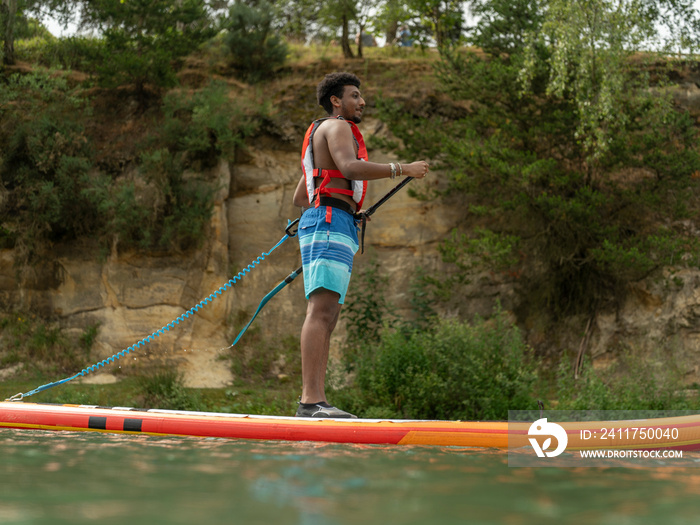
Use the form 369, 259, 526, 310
316, 118, 351, 139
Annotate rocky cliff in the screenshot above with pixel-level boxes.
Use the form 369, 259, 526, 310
0, 113, 464, 387
4, 61, 700, 389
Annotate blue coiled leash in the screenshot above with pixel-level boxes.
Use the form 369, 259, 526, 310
6, 219, 300, 402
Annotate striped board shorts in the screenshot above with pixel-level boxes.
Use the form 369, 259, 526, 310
298, 206, 359, 304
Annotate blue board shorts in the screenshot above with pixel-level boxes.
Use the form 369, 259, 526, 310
298, 206, 359, 304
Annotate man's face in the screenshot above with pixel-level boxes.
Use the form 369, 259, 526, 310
337, 85, 365, 123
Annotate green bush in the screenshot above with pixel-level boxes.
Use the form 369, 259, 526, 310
136, 148, 216, 251
224, 0, 288, 83
341, 254, 395, 368
0, 72, 97, 262
160, 81, 259, 167
136, 369, 204, 411
334, 309, 539, 420
15, 36, 105, 72
0, 312, 94, 375
555, 353, 696, 411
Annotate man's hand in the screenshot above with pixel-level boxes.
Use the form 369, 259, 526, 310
401, 161, 429, 179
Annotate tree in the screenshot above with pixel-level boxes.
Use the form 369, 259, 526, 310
315, 0, 377, 58
407, 0, 465, 48
648, 0, 700, 56
225, 0, 287, 82
354, 0, 375, 57
1, 0, 18, 65
375, 0, 406, 44
469, 0, 543, 55
1, 0, 75, 65
77, 0, 216, 97
276, 0, 322, 42
379, 0, 700, 325
520, 0, 659, 166
319, 0, 357, 58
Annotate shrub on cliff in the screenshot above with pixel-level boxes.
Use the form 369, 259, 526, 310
224, 0, 288, 83
555, 353, 696, 411
0, 72, 97, 262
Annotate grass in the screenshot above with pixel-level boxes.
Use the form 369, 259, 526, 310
0, 312, 95, 376
0, 376, 301, 416
0, 309, 302, 415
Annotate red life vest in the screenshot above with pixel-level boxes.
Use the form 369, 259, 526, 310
300, 116, 368, 212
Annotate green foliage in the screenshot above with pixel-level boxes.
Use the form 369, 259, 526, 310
341, 254, 395, 366
520, 0, 658, 161
224, 1, 288, 83
469, 0, 542, 55
334, 308, 538, 420
226, 325, 302, 389
439, 228, 520, 275
136, 148, 216, 251
11, 13, 54, 40
80, 0, 216, 95
406, 267, 438, 331
15, 35, 105, 72
275, 0, 323, 41
0, 311, 92, 375
113, 80, 266, 252
406, 0, 466, 48
0, 72, 259, 258
555, 353, 695, 411
79, 322, 101, 360
83, 175, 154, 250
0, 72, 97, 262
136, 368, 205, 411
377, 2, 700, 320
161, 81, 259, 166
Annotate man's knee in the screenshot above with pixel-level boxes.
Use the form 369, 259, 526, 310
307, 289, 342, 328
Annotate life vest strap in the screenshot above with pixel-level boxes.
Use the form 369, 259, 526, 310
314, 196, 356, 216
314, 168, 356, 213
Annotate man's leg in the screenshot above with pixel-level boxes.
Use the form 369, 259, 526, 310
300, 288, 341, 404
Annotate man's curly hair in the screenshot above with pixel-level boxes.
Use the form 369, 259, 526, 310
316, 72, 361, 114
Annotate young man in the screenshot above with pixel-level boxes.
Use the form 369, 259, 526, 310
292, 72, 429, 418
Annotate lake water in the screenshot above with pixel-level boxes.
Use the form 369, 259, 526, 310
1, 429, 699, 525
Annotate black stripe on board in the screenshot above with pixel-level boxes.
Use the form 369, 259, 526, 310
123, 419, 143, 432
88, 416, 107, 430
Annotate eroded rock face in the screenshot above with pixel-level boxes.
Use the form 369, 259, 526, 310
4, 101, 700, 387
0, 118, 464, 387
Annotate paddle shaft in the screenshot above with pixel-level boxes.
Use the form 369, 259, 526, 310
363, 176, 414, 217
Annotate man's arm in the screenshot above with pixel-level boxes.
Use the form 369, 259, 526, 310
293, 174, 308, 207
324, 120, 429, 180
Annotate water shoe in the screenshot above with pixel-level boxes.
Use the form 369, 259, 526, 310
295, 402, 357, 418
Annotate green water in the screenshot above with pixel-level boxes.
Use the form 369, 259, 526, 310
1, 429, 699, 525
